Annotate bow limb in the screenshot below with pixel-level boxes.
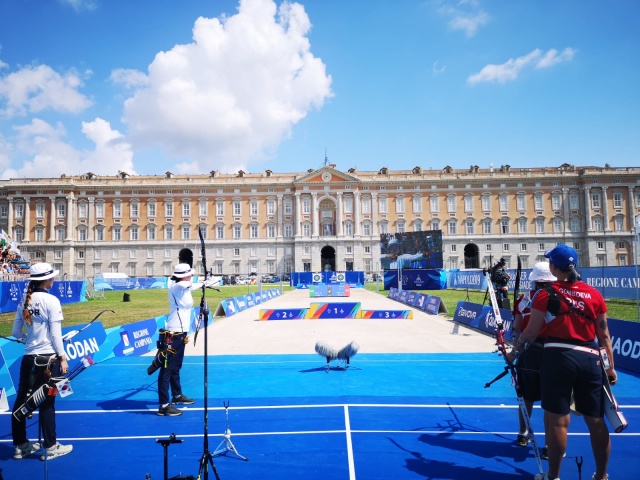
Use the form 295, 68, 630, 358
0, 334, 25, 344
63, 309, 115, 343
194, 227, 207, 345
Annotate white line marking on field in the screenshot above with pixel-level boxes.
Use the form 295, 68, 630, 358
344, 405, 356, 480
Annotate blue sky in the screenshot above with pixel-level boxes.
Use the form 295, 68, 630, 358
0, 0, 638, 179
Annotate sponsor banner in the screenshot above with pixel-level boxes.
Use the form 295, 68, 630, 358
414, 294, 429, 310
609, 317, 640, 374
425, 296, 442, 315
93, 276, 170, 291
383, 269, 447, 291
580, 267, 640, 301
448, 270, 488, 291
253, 292, 262, 305
62, 321, 108, 368
220, 298, 239, 317
453, 301, 513, 336
0, 347, 15, 396
405, 291, 418, 306
398, 290, 410, 304
0, 280, 86, 313
447, 266, 640, 301
110, 318, 159, 360
235, 296, 249, 312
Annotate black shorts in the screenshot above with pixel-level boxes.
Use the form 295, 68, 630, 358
516, 343, 543, 402
540, 344, 605, 417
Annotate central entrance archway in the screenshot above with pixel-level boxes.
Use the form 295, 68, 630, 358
320, 245, 335, 271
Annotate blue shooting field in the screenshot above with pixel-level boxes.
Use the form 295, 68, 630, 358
1, 352, 639, 479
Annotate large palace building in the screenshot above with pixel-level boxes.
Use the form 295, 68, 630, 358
1, 163, 639, 279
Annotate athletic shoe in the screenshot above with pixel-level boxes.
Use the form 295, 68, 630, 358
158, 404, 182, 416
13, 441, 40, 459
592, 474, 609, 480
40, 442, 73, 461
533, 473, 559, 480
172, 394, 195, 405
516, 433, 529, 447
540, 447, 566, 460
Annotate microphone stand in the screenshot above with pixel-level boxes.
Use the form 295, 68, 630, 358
194, 229, 220, 480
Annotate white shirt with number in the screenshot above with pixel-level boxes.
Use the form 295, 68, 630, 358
12, 291, 65, 356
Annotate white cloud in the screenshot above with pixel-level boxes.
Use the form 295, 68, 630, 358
0, 133, 12, 172
121, 0, 332, 173
0, 118, 135, 179
110, 69, 150, 89
432, 61, 446, 76
536, 48, 576, 69
437, 0, 490, 37
0, 64, 93, 117
59, 0, 98, 12
467, 47, 574, 85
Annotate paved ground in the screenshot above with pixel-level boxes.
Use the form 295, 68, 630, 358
188, 288, 497, 356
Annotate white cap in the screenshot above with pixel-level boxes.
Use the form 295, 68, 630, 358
173, 263, 194, 278
529, 262, 556, 283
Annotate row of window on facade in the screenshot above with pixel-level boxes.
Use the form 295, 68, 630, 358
47, 243, 373, 263
8, 212, 625, 244
3, 189, 639, 220
450, 240, 631, 257
448, 238, 631, 270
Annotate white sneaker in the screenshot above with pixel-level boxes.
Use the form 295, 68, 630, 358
13, 441, 40, 459
534, 474, 560, 480
592, 474, 609, 480
40, 442, 73, 461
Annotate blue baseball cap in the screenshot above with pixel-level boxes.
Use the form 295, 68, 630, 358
545, 244, 578, 270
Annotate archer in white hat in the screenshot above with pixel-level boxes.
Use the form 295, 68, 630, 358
152, 263, 205, 417
510, 261, 557, 458
11, 263, 73, 460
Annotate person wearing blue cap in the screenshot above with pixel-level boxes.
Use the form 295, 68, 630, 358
508, 244, 616, 480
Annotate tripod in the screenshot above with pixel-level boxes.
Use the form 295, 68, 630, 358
192, 229, 222, 480
213, 402, 248, 461
156, 433, 194, 480
194, 299, 221, 480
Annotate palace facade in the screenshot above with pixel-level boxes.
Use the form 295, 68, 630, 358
1, 163, 639, 279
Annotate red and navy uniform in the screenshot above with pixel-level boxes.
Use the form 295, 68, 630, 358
514, 291, 547, 402
531, 281, 608, 417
